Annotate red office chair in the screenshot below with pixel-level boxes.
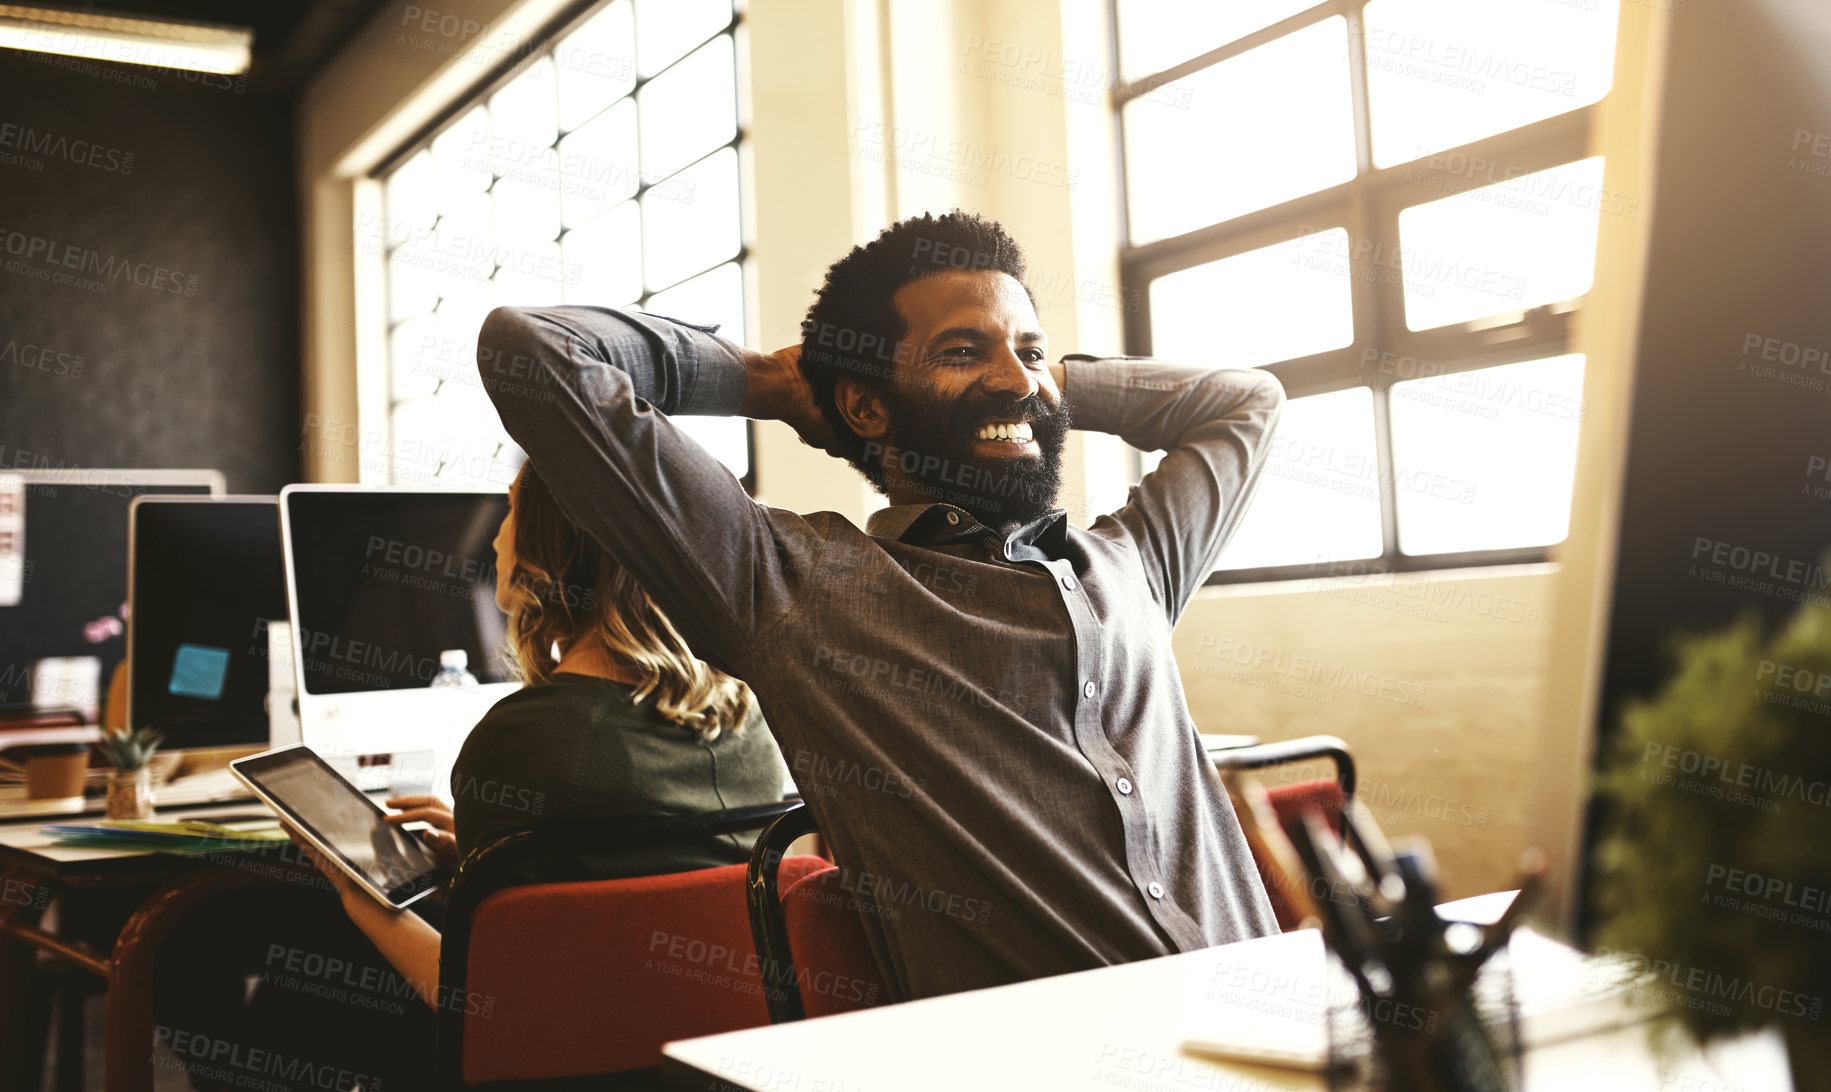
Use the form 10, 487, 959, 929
745, 804, 892, 1023
1211, 735, 1356, 930
434, 802, 825, 1089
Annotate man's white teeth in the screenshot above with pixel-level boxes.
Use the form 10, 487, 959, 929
976, 422, 1034, 442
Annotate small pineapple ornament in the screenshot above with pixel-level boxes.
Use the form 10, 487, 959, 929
100, 727, 162, 820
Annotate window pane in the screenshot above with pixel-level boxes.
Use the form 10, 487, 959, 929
432, 191, 496, 309
1398, 156, 1604, 330
431, 300, 491, 396
430, 106, 492, 206
644, 260, 744, 342
388, 244, 438, 324
390, 397, 438, 485
670, 417, 749, 481
493, 174, 560, 252
389, 316, 440, 401
563, 199, 643, 306
556, 0, 636, 132
1390, 355, 1584, 554
1116, 0, 1324, 80
637, 35, 736, 185
1149, 231, 1353, 369
1364, 0, 1619, 167
433, 386, 517, 487
642, 147, 740, 292
489, 57, 558, 162
1215, 388, 1383, 571
385, 150, 438, 242
560, 98, 639, 229
1124, 18, 1357, 245
634, 0, 730, 79
494, 241, 565, 305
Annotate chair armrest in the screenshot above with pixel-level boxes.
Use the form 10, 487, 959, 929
745, 804, 818, 1024
1210, 735, 1355, 799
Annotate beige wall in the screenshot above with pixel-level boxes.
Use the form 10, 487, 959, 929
299, 0, 1589, 904
1177, 566, 1557, 900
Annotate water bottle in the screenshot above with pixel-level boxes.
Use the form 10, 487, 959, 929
430, 649, 480, 691
425, 649, 481, 799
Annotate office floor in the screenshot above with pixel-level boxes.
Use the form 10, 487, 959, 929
36, 993, 192, 1092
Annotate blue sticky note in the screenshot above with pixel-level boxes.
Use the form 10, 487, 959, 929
168, 644, 232, 700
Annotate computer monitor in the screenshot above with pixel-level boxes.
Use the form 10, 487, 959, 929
1533, 1, 1831, 940
0, 469, 224, 714
279, 485, 517, 762
126, 496, 287, 751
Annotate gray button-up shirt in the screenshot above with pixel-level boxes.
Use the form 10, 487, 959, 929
477, 304, 1285, 1001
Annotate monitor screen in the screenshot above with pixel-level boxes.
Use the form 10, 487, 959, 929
0, 471, 221, 710
129, 498, 287, 749
283, 490, 512, 696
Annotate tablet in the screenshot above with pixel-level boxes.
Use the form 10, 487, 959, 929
230, 744, 446, 909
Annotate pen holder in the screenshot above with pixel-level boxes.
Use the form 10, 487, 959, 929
1240, 782, 1538, 1092
1324, 944, 1522, 1092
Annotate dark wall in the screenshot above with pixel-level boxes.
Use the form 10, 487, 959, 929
0, 50, 300, 493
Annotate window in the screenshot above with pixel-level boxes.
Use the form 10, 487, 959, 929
1113, 0, 1620, 581
375, 0, 751, 490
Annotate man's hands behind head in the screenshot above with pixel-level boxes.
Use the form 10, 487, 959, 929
743, 344, 848, 458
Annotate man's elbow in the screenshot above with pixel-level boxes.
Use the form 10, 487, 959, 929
477, 305, 540, 384
1251, 368, 1287, 409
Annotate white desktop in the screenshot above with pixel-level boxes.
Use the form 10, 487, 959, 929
278, 485, 519, 799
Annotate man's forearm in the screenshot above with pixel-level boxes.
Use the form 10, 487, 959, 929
478, 305, 751, 425
1062, 354, 1283, 452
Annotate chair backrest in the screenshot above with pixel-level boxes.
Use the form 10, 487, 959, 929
779, 866, 892, 1018
458, 856, 828, 1083
1248, 778, 1347, 931
435, 801, 810, 1089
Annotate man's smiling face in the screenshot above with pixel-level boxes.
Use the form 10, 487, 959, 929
874, 268, 1071, 529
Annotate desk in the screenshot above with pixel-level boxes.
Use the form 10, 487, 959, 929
660, 893, 1793, 1091
0, 801, 307, 1092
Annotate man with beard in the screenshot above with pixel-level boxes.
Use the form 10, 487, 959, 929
476, 210, 1285, 1002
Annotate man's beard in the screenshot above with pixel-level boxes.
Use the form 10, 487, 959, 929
880, 389, 1073, 528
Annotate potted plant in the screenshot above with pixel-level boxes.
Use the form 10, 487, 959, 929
99, 726, 163, 820
1590, 581, 1831, 1089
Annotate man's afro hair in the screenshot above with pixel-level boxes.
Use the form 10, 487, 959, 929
798, 210, 1033, 490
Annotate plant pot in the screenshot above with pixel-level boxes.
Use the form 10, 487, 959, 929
105, 767, 153, 820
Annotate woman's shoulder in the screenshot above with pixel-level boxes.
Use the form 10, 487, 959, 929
476, 673, 638, 721
458, 675, 642, 758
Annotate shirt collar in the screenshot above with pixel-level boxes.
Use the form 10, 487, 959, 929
866, 502, 1069, 555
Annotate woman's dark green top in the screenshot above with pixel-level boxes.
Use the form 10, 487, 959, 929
449, 672, 790, 880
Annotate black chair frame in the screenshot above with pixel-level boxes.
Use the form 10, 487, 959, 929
434, 800, 805, 1091
743, 803, 821, 1025
1209, 734, 1357, 799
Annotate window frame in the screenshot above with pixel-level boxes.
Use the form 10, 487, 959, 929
371, 0, 757, 494
1111, 0, 1598, 585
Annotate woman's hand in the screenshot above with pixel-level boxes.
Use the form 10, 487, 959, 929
383, 794, 460, 867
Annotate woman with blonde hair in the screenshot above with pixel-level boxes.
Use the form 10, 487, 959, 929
289, 460, 789, 1013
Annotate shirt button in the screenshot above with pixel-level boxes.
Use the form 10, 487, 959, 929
1061, 574, 1078, 591
1148, 882, 1165, 900
1082, 681, 1097, 699
1116, 777, 1133, 795
946, 511, 960, 525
